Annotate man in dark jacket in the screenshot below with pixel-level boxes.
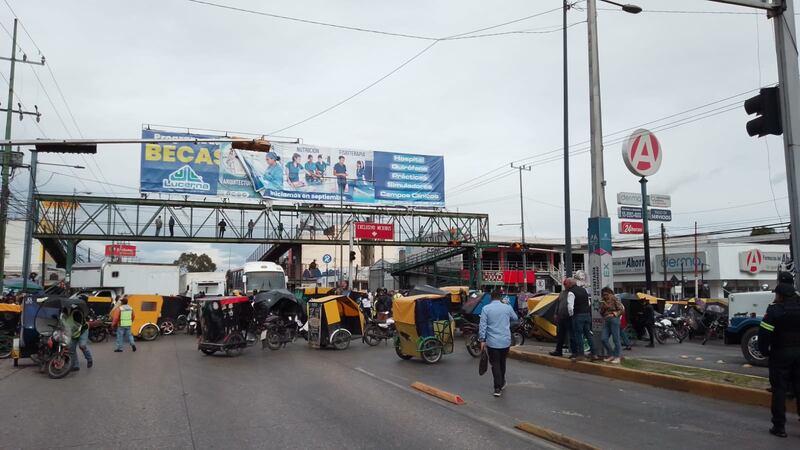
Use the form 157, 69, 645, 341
567, 278, 597, 361
758, 282, 800, 438
549, 281, 574, 357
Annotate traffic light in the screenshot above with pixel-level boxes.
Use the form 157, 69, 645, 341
349, 251, 356, 262
744, 86, 782, 137
511, 243, 523, 251
448, 240, 461, 247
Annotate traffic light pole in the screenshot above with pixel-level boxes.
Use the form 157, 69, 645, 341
772, 1, 800, 289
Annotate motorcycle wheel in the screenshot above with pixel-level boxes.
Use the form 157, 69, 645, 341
675, 325, 689, 343
175, 315, 188, 331
224, 334, 245, 357
363, 326, 380, 347
89, 328, 107, 343
465, 334, 481, 358
47, 353, 73, 379
512, 331, 525, 347
655, 328, 667, 345
264, 331, 282, 351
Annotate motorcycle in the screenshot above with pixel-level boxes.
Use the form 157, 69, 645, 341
702, 315, 727, 345
363, 316, 396, 346
39, 324, 73, 379
185, 304, 199, 336
462, 315, 525, 358
87, 314, 112, 343
654, 315, 684, 344
261, 315, 299, 350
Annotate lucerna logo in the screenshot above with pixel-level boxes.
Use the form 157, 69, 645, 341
745, 249, 764, 274
163, 165, 210, 191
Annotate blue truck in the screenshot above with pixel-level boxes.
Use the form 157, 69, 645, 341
724, 291, 776, 366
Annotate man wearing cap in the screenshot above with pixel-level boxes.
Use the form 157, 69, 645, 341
262, 151, 283, 191
758, 280, 800, 438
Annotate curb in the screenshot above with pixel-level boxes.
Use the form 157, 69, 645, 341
411, 381, 465, 405
515, 422, 600, 450
509, 348, 797, 414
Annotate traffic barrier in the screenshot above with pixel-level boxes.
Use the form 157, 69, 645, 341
515, 422, 600, 450
410, 381, 465, 405
509, 348, 797, 414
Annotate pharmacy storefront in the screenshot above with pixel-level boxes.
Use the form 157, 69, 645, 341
611, 242, 790, 299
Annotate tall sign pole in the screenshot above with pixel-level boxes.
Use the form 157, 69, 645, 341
563, 0, 573, 278
586, 0, 612, 339
772, 0, 800, 290
622, 129, 663, 295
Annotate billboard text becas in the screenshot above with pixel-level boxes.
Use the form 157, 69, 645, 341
140, 130, 445, 207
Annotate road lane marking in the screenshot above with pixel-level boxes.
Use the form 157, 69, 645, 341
353, 367, 561, 449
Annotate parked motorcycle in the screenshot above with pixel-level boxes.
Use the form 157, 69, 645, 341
88, 315, 112, 343
363, 316, 396, 346
261, 316, 299, 350
654, 315, 684, 344
702, 315, 727, 345
185, 304, 199, 336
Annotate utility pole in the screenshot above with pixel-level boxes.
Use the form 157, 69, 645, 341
0, 19, 45, 293
772, 0, 800, 291
511, 163, 531, 291
586, 0, 613, 342
563, 0, 573, 278
661, 223, 667, 297
694, 221, 699, 299
20, 149, 36, 290
0, 19, 18, 294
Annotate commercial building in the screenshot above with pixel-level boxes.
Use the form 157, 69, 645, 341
612, 241, 790, 298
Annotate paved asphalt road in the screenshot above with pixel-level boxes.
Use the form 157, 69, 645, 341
0, 334, 797, 449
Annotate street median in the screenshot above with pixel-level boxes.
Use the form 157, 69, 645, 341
509, 347, 797, 414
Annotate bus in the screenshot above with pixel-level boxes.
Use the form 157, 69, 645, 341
226, 261, 287, 295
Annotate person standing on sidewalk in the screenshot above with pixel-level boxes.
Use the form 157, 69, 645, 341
549, 281, 574, 357
600, 288, 624, 364
567, 278, 597, 361
479, 290, 518, 397
758, 282, 800, 438
112, 296, 137, 353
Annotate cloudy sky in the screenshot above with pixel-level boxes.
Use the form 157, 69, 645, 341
3, 0, 792, 268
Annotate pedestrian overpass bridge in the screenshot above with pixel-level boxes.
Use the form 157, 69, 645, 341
32, 194, 490, 275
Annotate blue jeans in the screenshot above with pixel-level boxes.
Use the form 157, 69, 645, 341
116, 326, 135, 350
572, 313, 595, 356
620, 325, 632, 347
70, 328, 93, 368
602, 317, 621, 357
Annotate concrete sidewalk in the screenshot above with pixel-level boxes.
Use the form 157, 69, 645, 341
521, 335, 768, 378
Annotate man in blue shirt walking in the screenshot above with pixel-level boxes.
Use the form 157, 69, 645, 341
479, 290, 518, 397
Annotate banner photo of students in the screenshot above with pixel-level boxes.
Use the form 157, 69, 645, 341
236, 143, 376, 203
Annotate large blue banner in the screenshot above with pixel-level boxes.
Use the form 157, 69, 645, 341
140, 130, 445, 206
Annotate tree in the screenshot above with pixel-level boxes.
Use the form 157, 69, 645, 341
174, 252, 217, 272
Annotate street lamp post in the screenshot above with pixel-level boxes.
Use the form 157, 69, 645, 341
585, 0, 640, 343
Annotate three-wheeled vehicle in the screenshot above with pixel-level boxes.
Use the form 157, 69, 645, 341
158, 295, 191, 335
198, 295, 254, 357
253, 289, 304, 350
109, 295, 163, 341
393, 294, 455, 364
0, 303, 21, 358
13, 296, 88, 378
307, 295, 364, 350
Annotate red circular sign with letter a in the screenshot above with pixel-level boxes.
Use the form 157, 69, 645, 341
622, 129, 662, 177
